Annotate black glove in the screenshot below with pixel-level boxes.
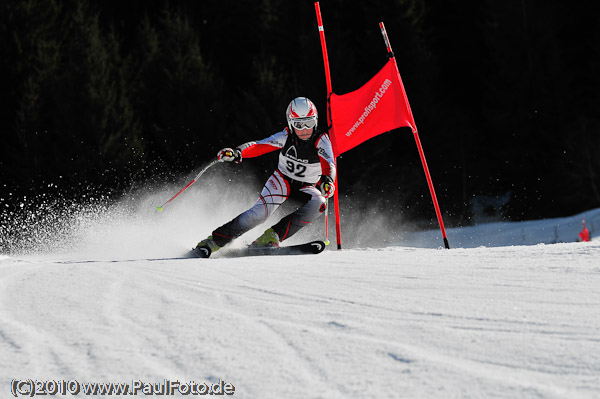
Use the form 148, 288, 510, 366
319, 175, 335, 199
217, 148, 242, 164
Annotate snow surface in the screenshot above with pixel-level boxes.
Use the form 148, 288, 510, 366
1, 183, 599, 398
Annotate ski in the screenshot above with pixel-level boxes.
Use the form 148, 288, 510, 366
57, 256, 198, 264
187, 240, 327, 259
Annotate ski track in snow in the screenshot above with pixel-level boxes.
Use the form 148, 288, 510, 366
1, 241, 599, 398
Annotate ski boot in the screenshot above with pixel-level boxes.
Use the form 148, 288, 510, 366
251, 228, 280, 248
190, 235, 221, 258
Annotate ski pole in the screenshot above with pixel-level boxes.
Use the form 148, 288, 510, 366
324, 198, 330, 246
157, 157, 224, 212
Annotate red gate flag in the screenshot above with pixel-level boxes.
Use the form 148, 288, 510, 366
329, 58, 417, 156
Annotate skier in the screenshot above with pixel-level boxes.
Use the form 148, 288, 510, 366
578, 219, 590, 242
192, 97, 336, 256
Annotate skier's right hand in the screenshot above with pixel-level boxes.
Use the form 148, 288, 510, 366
217, 148, 242, 163
319, 175, 335, 199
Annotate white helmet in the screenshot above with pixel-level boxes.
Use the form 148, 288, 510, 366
286, 97, 318, 132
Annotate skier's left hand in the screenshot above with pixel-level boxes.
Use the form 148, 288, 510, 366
319, 175, 335, 199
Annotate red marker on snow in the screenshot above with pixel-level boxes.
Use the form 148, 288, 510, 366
578, 219, 590, 242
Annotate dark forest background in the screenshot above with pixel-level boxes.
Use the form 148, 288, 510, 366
1, 0, 599, 227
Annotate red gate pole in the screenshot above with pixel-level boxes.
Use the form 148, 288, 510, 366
380, 22, 450, 249
413, 132, 450, 249
315, 2, 342, 249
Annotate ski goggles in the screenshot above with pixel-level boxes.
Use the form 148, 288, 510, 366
290, 118, 317, 130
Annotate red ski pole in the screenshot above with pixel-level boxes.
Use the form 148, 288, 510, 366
157, 157, 224, 212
